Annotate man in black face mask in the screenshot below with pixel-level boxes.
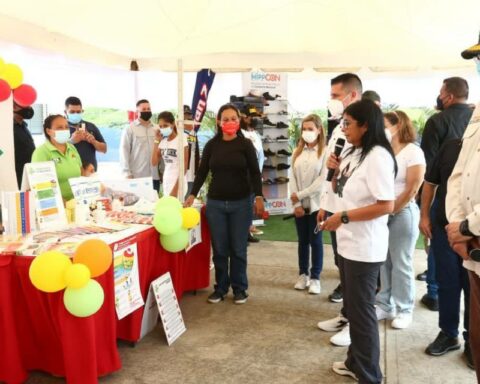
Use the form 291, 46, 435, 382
13, 102, 36, 188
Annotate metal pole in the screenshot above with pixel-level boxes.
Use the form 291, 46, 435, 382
177, 58, 185, 202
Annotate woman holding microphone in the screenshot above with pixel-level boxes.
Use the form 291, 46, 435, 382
319, 99, 396, 383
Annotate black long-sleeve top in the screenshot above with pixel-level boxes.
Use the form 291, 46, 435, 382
190, 135, 263, 200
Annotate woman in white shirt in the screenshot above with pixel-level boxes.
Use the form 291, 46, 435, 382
376, 111, 425, 329
289, 114, 327, 294
319, 100, 396, 383
151, 111, 189, 197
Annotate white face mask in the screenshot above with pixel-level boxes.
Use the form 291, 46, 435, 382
302, 130, 318, 144
54, 129, 71, 144
327, 99, 344, 120
385, 129, 392, 143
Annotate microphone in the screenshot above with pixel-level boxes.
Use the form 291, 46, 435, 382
326, 138, 346, 182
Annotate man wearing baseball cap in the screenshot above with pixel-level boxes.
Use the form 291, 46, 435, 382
446, 31, 480, 378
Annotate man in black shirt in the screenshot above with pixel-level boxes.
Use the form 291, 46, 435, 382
419, 139, 472, 368
65, 96, 107, 171
13, 102, 35, 188
420, 77, 473, 310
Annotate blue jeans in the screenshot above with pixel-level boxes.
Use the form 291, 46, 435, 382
377, 202, 419, 314
426, 199, 439, 299
294, 210, 324, 279
206, 197, 253, 295
431, 221, 470, 341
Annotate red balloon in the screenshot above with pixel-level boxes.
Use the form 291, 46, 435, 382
0, 79, 11, 102
13, 84, 37, 107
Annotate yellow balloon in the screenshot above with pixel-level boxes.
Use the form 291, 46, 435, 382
29, 251, 72, 292
1, 63, 23, 89
181, 207, 200, 229
64, 263, 91, 289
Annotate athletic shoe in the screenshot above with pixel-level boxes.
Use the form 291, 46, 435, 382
277, 163, 290, 170
308, 279, 321, 294
276, 121, 289, 128
263, 164, 276, 170
330, 324, 351, 347
262, 179, 275, 185
207, 291, 224, 304
274, 177, 289, 184
264, 148, 275, 157
391, 312, 413, 329
317, 314, 348, 332
277, 149, 292, 157
332, 361, 358, 381
294, 274, 310, 290
376, 306, 395, 321
233, 291, 248, 304
276, 135, 289, 142
328, 284, 343, 303
262, 135, 275, 143
421, 294, 439, 311
263, 117, 276, 126
425, 331, 461, 356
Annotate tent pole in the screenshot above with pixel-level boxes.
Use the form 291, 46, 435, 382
177, 58, 185, 202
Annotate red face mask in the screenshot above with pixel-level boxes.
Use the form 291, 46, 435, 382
221, 121, 240, 135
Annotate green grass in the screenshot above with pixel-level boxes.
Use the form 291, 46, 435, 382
259, 214, 426, 250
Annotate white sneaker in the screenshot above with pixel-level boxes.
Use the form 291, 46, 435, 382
376, 306, 395, 321
308, 279, 321, 294
332, 361, 358, 381
294, 274, 310, 290
330, 324, 351, 347
391, 312, 413, 329
317, 314, 348, 332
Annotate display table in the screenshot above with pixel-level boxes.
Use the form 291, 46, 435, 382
0, 219, 211, 384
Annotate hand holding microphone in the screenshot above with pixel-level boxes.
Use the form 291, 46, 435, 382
326, 138, 345, 181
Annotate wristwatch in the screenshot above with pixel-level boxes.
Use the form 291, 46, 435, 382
460, 219, 475, 237
341, 211, 350, 224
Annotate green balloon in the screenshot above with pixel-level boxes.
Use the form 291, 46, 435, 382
63, 279, 104, 317
160, 228, 189, 253
156, 196, 182, 212
153, 206, 183, 235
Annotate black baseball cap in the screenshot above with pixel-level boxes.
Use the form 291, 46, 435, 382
461, 32, 480, 59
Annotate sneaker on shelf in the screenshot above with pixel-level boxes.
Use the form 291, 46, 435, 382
317, 314, 348, 332
278, 110, 288, 115
276, 121, 289, 128
262, 179, 275, 185
264, 148, 276, 157
263, 92, 281, 101
376, 306, 395, 321
207, 291, 224, 304
465, 343, 475, 370
332, 361, 358, 381
276, 135, 289, 142
233, 291, 249, 304
308, 279, 321, 294
328, 284, 343, 303
262, 135, 275, 143
263, 117, 276, 127
330, 324, 351, 347
263, 164, 276, 170
425, 331, 461, 356
277, 149, 292, 157
274, 177, 289, 184
391, 312, 413, 329
420, 294, 439, 311
277, 163, 290, 170
294, 274, 310, 290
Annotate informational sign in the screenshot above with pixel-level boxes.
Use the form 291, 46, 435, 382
151, 272, 186, 346
69, 176, 102, 202
242, 70, 288, 99
265, 198, 292, 216
139, 284, 159, 340
113, 237, 144, 320
103, 177, 157, 203
186, 205, 202, 252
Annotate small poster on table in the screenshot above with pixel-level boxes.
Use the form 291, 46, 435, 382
151, 272, 186, 346
113, 237, 144, 320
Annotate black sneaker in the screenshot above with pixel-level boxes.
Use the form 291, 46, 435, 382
465, 343, 475, 369
263, 164, 276, 170
276, 135, 289, 142
263, 117, 276, 127
416, 270, 427, 281
425, 331, 460, 356
262, 179, 276, 185
276, 122, 289, 128
207, 291, 224, 304
277, 149, 292, 157
262, 92, 277, 101
277, 163, 290, 170
328, 284, 343, 303
264, 148, 275, 157
274, 177, 289, 184
233, 291, 249, 304
421, 294, 439, 311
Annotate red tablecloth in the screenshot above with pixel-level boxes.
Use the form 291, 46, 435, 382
0, 219, 210, 384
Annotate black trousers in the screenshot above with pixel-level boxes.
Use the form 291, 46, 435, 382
339, 255, 383, 384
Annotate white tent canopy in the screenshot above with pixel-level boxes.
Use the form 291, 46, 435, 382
0, 0, 479, 72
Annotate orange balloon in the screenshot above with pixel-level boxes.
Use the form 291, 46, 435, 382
73, 239, 112, 277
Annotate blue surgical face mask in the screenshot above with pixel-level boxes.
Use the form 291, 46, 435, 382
67, 113, 83, 125
160, 127, 173, 137
54, 129, 71, 144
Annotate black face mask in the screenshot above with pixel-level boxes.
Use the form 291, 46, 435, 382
139, 111, 152, 121
15, 107, 35, 120
436, 95, 444, 111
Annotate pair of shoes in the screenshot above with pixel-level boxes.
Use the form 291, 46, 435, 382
317, 314, 348, 332
262, 135, 275, 143
391, 312, 413, 329
328, 284, 343, 303
277, 163, 290, 170
309, 279, 321, 294
207, 291, 224, 303
263, 179, 276, 185
276, 121, 289, 128
233, 291, 248, 304
294, 274, 310, 290
425, 331, 461, 356
264, 148, 275, 157
263, 92, 281, 100
376, 306, 396, 321
248, 233, 260, 243
277, 149, 292, 157
276, 135, 289, 142
274, 177, 289, 184
332, 361, 358, 381
263, 117, 276, 126
421, 294, 439, 311
416, 270, 427, 281
465, 343, 475, 369
263, 164, 276, 170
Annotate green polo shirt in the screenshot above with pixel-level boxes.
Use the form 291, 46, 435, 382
31, 140, 82, 201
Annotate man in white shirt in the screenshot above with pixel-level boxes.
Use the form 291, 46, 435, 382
120, 99, 160, 191
446, 33, 480, 378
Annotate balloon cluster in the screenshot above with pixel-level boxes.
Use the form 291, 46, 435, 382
153, 196, 200, 253
29, 239, 112, 317
0, 57, 37, 105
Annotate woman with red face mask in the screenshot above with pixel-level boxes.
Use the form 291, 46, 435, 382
185, 103, 264, 304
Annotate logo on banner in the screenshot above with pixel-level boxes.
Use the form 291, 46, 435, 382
251, 72, 281, 82
191, 69, 216, 131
